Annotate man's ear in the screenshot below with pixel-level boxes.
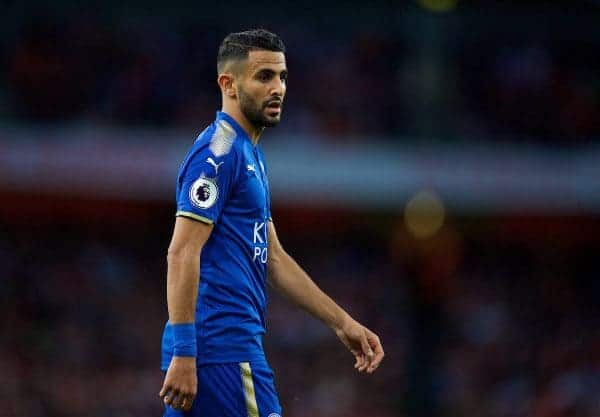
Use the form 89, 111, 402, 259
217, 73, 236, 98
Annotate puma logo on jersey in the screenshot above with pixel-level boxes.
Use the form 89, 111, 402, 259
247, 164, 256, 172
206, 157, 224, 174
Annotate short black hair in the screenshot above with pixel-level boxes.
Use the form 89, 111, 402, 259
217, 29, 286, 73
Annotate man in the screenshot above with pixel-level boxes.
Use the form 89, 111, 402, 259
159, 29, 384, 417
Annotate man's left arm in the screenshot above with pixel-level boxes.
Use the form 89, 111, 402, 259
267, 221, 384, 373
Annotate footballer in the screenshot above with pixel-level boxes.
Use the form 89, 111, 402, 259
159, 29, 384, 417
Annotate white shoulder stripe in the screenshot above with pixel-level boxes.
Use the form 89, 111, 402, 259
209, 120, 236, 157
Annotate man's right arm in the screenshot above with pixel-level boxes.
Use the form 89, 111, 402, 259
159, 216, 213, 412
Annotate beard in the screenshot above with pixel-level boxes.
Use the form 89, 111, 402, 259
238, 87, 282, 128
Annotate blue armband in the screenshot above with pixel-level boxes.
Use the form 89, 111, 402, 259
171, 323, 197, 357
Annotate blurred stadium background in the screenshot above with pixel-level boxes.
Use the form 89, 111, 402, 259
1, 1, 599, 416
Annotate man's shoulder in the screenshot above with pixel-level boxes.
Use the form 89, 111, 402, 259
178, 121, 246, 181
189, 119, 245, 162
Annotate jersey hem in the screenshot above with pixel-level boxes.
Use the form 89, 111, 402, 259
161, 352, 266, 371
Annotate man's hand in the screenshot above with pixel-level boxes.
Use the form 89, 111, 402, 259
334, 318, 384, 374
159, 356, 197, 411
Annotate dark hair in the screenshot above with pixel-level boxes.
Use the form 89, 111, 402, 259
217, 29, 285, 72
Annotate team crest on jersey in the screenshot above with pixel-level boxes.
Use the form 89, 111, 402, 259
189, 176, 218, 209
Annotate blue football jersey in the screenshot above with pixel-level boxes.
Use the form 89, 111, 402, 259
161, 111, 272, 368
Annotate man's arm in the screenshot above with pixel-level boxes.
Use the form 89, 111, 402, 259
159, 216, 213, 411
267, 222, 384, 373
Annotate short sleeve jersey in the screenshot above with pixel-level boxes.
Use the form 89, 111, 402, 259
161, 111, 272, 368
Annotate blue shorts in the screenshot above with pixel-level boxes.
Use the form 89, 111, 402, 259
163, 360, 282, 417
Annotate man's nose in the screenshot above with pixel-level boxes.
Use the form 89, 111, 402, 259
270, 79, 285, 97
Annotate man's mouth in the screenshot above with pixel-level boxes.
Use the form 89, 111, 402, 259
265, 100, 282, 110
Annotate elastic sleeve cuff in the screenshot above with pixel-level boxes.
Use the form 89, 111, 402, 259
176, 211, 214, 224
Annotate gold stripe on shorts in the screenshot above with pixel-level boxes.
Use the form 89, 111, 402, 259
239, 362, 259, 417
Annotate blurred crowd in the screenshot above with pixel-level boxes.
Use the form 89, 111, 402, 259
1, 4, 599, 417
1, 212, 597, 417
1, 3, 599, 144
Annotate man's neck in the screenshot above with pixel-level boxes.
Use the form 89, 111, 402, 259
221, 104, 263, 145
